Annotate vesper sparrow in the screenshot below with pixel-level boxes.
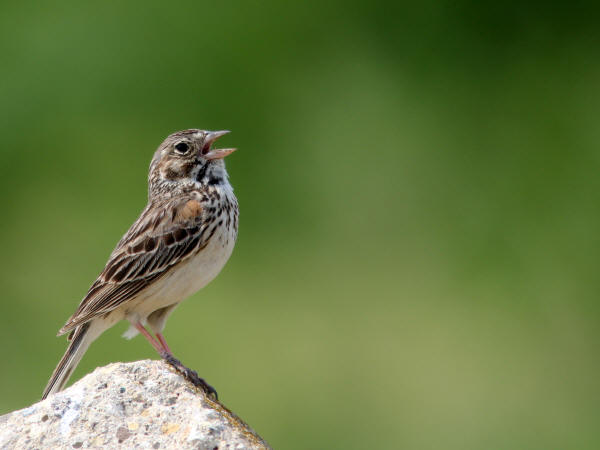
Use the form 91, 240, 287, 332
42, 129, 238, 400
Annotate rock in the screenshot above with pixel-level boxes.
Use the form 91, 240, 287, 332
0, 360, 270, 449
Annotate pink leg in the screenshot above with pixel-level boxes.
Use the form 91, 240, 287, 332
133, 322, 165, 355
156, 333, 173, 356
135, 323, 218, 400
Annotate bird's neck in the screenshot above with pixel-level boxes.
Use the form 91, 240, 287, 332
194, 160, 229, 187
148, 163, 232, 202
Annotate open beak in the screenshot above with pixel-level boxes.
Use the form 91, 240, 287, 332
203, 130, 237, 160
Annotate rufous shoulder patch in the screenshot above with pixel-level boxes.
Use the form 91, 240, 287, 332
178, 199, 203, 221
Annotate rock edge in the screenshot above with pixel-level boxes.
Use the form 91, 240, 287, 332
0, 360, 270, 449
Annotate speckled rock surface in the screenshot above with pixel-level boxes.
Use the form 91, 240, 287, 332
0, 360, 270, 449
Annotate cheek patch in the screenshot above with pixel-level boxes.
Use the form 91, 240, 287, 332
162, 166, 181, 180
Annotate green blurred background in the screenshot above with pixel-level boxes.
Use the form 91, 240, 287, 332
1, 1, 599, 448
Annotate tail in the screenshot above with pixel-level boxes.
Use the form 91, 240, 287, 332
42, 321, 100, 399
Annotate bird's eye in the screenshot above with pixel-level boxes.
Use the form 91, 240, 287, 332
174, 142, 189, 154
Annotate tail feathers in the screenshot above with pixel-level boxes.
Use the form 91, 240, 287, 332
42, 322, 97, 400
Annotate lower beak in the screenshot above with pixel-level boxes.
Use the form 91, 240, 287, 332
204, 147, 237, 160
203, 130, 237, 160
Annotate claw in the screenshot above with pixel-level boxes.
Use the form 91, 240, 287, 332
162, 354, 218, 400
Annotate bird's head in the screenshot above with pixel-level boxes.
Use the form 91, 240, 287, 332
148, 129, 236, 198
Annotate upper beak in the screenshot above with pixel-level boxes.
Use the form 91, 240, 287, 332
203, 130, 237, 160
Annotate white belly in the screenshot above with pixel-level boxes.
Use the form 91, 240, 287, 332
155, 226, 237, 303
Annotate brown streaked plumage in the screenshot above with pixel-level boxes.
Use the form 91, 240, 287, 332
42, 129, 238, 400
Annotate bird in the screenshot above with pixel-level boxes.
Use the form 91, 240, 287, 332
42, 129, 239, 400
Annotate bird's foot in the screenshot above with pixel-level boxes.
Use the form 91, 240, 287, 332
161, 353, 218, 401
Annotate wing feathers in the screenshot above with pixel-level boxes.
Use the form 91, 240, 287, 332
59, 195, 207, 334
